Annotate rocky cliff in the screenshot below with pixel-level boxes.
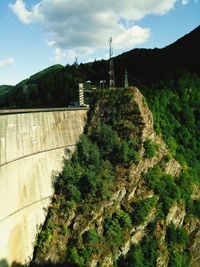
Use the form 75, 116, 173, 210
32, 88, 199, 267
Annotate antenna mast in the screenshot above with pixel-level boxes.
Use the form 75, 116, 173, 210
109, 37, 115, 88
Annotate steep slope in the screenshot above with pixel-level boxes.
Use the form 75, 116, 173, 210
31, 88, 199, 267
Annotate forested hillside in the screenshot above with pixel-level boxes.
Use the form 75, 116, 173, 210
0, 64, 82, 108
120, 75, 200, 267
31, 87, 199, 267
0, 85, 14, 106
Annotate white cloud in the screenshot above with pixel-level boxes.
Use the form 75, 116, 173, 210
181, 0, 189, 4
9, 0, 40, 24
9, 0, 187, 61
115, 26, 150, 48
52, 46, 94, 63
54, 48, 63, 62
0, 58, 15, 67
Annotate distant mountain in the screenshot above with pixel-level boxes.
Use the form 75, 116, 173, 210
0, 64, 83, 108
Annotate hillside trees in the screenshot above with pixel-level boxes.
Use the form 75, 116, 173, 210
143, 72, 200, 173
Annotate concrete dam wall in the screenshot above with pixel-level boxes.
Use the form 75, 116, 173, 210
0, 108, 88, 265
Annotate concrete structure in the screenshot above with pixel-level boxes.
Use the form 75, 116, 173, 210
79, 83, 84, 106
0, 108, 88, 265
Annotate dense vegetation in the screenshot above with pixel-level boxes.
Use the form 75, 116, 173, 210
117, 234, 159, 267
0, 85, 13, 96
115, 72, 200, 267
143, 72, 200, 217
0, 85, 14, 106
143, 72, 200, 170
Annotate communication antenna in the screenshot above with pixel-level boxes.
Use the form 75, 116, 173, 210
74, 57, 78, 68
109, 37, 115, 88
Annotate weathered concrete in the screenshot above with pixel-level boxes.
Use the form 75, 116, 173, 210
0, 109, 88, 265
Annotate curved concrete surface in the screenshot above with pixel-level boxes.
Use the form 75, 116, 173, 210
0, 109, 88, 265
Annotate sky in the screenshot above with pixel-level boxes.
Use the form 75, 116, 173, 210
0, 0, 200, 85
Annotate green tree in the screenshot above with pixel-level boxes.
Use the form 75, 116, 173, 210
144, 139, 158, 158
92, 123, 121, 160
104, 218, 124, 248
131, 196, 157, 225
67, 246, 84, 266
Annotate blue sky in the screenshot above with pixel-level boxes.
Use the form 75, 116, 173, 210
0, 0, 199, 85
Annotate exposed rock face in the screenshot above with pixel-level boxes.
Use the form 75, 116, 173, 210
165, 158, 181, 177
166, 204, 186, 228
189, 228, 200, 267
132, 87, 154, 141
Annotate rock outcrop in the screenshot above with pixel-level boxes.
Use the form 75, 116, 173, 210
32, 88, 198, 267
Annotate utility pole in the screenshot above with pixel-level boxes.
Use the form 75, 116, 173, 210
100, 80, 106, 89
109, 37, 115, 88
74, 57, 78, 68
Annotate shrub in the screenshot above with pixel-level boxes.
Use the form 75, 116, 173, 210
74, 135, 101, 167
83, 228, 99, 246
144, 139, 158, 158
168, 246, 189, 267
104, 218, 124, 248
145, 168, 181, 214
67, 246, 85, 266
117, 245, 145, 267
119, 140, 140, 164
117, 235, 158, 267
166, 223, 188, 247
115, 210, 132, 228
92, 123, 121, 160
131, 196, 157, 225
